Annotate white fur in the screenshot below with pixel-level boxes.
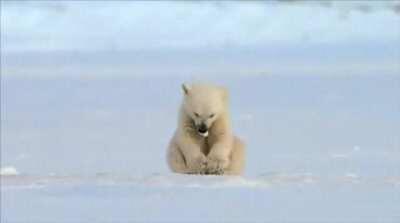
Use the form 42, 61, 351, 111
167, 83, 245, 175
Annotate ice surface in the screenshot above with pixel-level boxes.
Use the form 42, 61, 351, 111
1, 1, 400, 222
2, 173, 400, 223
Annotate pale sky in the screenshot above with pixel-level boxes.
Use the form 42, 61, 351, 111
2, 1, 400, 52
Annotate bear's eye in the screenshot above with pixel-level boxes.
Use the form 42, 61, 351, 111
209, 114, 215, 118
194, 112, 200, 117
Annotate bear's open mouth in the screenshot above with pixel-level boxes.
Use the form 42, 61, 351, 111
196, 123, 208, 137
189, 119, 209, 137
198, 130, 209, 137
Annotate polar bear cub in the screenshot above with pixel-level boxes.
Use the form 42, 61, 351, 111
167, 83, 245, 175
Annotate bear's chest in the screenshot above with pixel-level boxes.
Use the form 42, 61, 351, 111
189, 130, 216, 156
199, 139, 210, 156
198, 136, 217, 156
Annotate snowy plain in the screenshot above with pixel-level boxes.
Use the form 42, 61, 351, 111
1, 1, 400, 222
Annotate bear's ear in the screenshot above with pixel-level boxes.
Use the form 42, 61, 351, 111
181, 83, 190, 95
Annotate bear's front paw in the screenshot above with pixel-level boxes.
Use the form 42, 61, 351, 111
206, 156, 228, 175
188, 155, 207, 174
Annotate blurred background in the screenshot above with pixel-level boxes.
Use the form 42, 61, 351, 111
1, 1, 399, 177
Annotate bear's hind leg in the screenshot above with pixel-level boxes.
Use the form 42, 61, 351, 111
167, 143, 188, 174
224, 136, 245, 175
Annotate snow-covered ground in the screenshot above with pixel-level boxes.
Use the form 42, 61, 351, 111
2, 173, 400, 222
2, 76, 399, 222
1, 1, 400, 222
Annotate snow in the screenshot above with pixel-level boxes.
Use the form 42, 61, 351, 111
353, 146, 361, 151
1, 1, 400, 222
2, 78, 400, 223
2, 173, 400, 222
0, 166, 19, 176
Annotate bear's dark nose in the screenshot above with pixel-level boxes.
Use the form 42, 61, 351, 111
197, 123, 208, 134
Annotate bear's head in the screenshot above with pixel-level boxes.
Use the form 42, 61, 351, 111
181, 83, 228, 137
